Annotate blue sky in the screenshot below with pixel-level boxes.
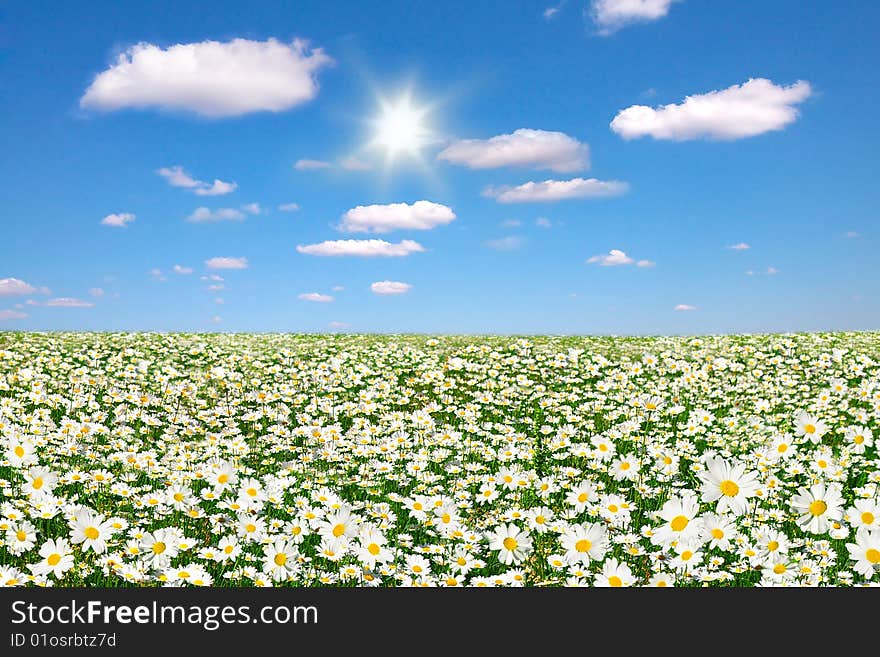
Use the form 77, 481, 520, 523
1, 0, 878, 334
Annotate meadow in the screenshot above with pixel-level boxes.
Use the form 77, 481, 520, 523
1, 331, 878, 587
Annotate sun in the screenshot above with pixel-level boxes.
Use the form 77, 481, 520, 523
371, 93, 431, 161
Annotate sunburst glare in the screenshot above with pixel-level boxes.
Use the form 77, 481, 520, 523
370, 92, 433, 164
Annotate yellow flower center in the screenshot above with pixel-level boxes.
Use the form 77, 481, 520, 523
656, 580, 667, 587
16, 530, 27, 541
367, 543, 381, 556
218, 474, 229, 484
274, 553, 287, 566
711, 528, 724, 540
621, 462, 631, 471
773, 564, 787, 574
804, 424, 816, 434
777, 444, 788, 453
152, 541, 166, 555
173, 493, 185, 502
608, 576, 622, 587
224, 545, 234, 554
861, 512, 875, 525
502, 537, 518, 551
809, 500, 827, 516
575, 539, 592, 553
577, 493, 589, 503
14, 446, 24, 458
332, 524, 345, 537
767, 541, 779, 552
681, 550, 693, 561
245, 524, 256, 533
47, 553, 61, 566
246, 488, 257, 497
608, 505, 619, 513
866, 549, 880, 564
670, 515, 689, 532
535, 515, 546, 525
32, 477, 44, 490
719, 480, 740, 497
84, 527, 100, 540
854, 435, 865, 445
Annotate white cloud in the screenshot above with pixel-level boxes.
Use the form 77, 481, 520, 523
328, 321, 350, 329
173, 265, 194, 275
207, 284, 224, 291
332, 285, 345, 292
484, 178, 628, 203
278, 203, 300, 212
205, 256, 248, 270
211, 315, 222, 324
81, 38, 332, 118
0, 309, 27, 320
587, 249, 653, 267
45, 298, 94, 308
611, 78, 812, 141
339, 200, 456, 233
500, 219, 523, 228
214, 297, 224, 304
0, 278, 38, 296
747, 266, 780, 277
298, 292, 334, 303
844, 231, 859, 238
544, 1, 567, 19
101, 212, 136, 227
88, 287, 105, 297
149, 268, 167, 282
157, 166, 237, 196
196, 180, 237, 196
588, 249, 633, 266
726, 242, 751, 251
201, 274, 224, 282
158, 166, 199, 188
535, 217, 552, 228
297, 239, 425, 257
590, 0, 681, 35
186, 207, 246, 222
484, 236, 525, 251
370, 281, 412, 295
241, 203, 261, 215
340, 156, 372, 171
674, 304, 697, 311
294, 159, 332, 170
438, 129, 589, 173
